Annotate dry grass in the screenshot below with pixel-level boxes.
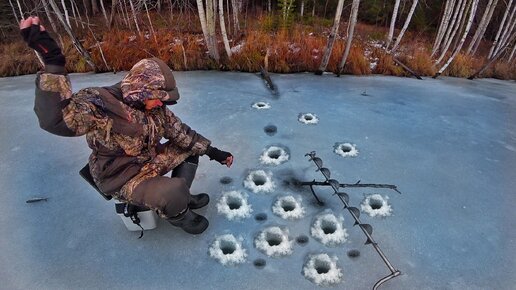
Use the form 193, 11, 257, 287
1, 15, 514, 80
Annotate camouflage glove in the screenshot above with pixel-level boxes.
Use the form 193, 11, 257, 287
21, 23, 65, 66
206, 146, 232, 165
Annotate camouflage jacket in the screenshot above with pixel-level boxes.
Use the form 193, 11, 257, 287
34, 68, 211, 195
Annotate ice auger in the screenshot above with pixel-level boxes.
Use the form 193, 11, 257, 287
302, 151, 402, 290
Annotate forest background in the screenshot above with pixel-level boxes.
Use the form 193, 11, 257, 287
0, 0, 515, 79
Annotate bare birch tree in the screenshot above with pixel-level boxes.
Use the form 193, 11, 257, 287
492, 3, 516, 57
41, 0, 59, 32
48, 0, 98, 70
433, 0, 456, 56
300, 0, 305, 17
60, 0, 72, 27
143, 0, 157, 41
231, 0, 241, 34
386, 0, 400, 49
435, 0, 468, 64
219, 0, 232, 58
109, 0, 118, 28
469, 31, 516, 79
99, 0, 109, 25
338, 0, 360, 74
488, 0, 513, 58
433, 0, 464, 57
508, 41, 516, 61
466, 0, 498, 55
128, 0, 141, 34
316, 0, 344, 75
206, 0, 220, 61
389, 0, 419, 53
435, 0, 479, 77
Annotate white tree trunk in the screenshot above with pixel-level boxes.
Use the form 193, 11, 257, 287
466, 0, 498, 55
143, 0, 157, 41
312, 0, 316, 17
8, 0, 19, 22
389, 0, 419, 53
232, 0, 241, 33
435, 0, 468, 64
109, 0, 118, 28
197, 0, 210, 49
488, 0, 513, 58
432, 0, 455, 56
128, 0, 141, 34
436, 0, 479, 76
300, 0, 305, 17
316, 0, 345, 74
48, 0, 98, 70
69, 0, 80, 28
493, 4, 516, 57
386, 0, 401, 49
42, 0, 59, 32
99, 0, 109, 25
338, 0, 360, 73
435, 0, 464, 57
508, 41, 516, 61
206, 0, 220, 61
219, 0, 232, 58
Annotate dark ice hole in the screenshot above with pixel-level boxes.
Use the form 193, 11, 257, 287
220, 240, 236, 255
281, 200, 296, 212
220, 176, 233, 184
255, 213, 267, 222
315, 259, 331, 274
340, 145, 352, 153
257, 103, 265, 107
264, 125, 277, 136
369, 198, 383, 210
304, 115, 313, 121
296, 235, 309, 245
347, 249, 360, 259
253, 259, 266, 269
268, 149, 282, 159
227, 196, 242, 210
253, 175, 266, 186
321, 220, 337, 235
266, 232, 283, 247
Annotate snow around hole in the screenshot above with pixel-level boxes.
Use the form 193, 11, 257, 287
298, 113, 319, 125
216, 191, 253, 220
361, 194, 392, 217
272, 195, 306, 220
243, 170, 275, 193
254, 226, 293, 257
334, 142, 359, 157
303, 254, 343, 286
260, 146, 289, 165
252, 101, 271, 109
310, 212, 348, 246
209, 234, 247, 266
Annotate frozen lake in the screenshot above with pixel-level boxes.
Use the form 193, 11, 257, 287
0, 71, 515, 290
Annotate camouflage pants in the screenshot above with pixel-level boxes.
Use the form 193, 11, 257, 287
118, 141, 198, 218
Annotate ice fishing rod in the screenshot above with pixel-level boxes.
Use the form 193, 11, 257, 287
303, 151, 401, 290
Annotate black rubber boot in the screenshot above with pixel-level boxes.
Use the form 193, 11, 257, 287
172, 156, 209, 209
168, 208, 209, 235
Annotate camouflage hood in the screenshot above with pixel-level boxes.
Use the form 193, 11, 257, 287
121, 58, 180, 106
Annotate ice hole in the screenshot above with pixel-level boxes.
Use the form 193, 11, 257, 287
266, 232, 283, 246
227, 196, 242, 210
321, 219, 337, 234
253, 259, 266, 269
334, 142, 359, 157
219, 176, 233, 185
369, 198, 383, 210
303, 254, 343, 286
255, 213, 267, 222
315, 259, 331, 274
264, 125, 277, 136
255, 227, 293, 257
209, 234, 247, 266
217, 191, 253, 220
244, 170, 275, 193
347, 249, 360, 259
361, 194, 392, 217
304, 115, 313, 121
296, 235, 309, 245
311, 213, 348, 246
252, 102, 271, 110
272, 195, 306, 220
260, 146, 289, 165
298, 113, 319, 125
220, 239, 236, 255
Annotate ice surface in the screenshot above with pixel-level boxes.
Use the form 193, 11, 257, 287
310, 212, 348, 246
272, 195, 306, 220
209, 234, 247, 266
302, 253, 343, 286
334, 142, 359, 157
216, 190, 253, 220
254, 226, 293, 257
243, 170, 275, 193
361, 194, 393, 217
259, 145, 289, 165
1, 71, 515, 290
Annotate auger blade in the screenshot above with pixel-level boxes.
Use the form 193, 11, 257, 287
318, 167, 331, 179
312, 157, 323, 168
327, 179, 340, 190
360, 224, 373, 236
348, 207, 360, 219
365, 238, 374, 245
335, 192, 349, 203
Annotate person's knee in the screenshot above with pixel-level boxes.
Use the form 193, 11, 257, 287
132, 176, 190, 218
160, 177, 190, 217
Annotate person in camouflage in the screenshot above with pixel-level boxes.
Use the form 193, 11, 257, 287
21, 16, 233, 235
